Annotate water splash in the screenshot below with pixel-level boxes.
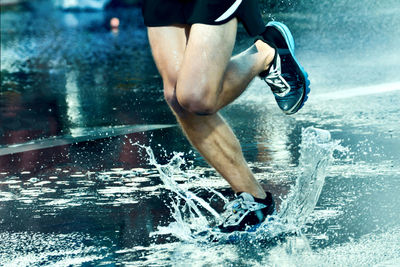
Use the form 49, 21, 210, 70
138, 126, 342, 241
135, 144, 225, 240
279, 127, 341, 227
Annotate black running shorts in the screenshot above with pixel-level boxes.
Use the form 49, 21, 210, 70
142, 0, 265, 36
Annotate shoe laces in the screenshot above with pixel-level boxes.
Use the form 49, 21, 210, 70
264, 54, 291, 97
221, 194, 267, 227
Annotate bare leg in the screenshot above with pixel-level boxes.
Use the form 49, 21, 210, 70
147, 20, 273, 198
176, 20, 274, 114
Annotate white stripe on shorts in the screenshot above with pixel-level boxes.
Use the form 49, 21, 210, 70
214, 0, 243, 22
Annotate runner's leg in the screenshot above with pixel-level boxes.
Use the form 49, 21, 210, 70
176, 19, 274, 114
147, 20, 273, 198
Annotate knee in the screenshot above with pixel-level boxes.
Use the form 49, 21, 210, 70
163, 86, 176, 106
163, 84, 185, 115
176, 85, 218, 115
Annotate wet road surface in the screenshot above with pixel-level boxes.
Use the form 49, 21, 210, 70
1, 0, 400, 265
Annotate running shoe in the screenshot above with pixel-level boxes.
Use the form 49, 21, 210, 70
217, 192, 276, 233
259, 21, 310, 115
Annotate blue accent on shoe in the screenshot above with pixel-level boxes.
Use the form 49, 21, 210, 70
265, 21, 310, 114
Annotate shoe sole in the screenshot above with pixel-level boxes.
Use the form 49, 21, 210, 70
267, 21, 311, 115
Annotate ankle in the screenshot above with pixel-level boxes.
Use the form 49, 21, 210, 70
252, 188, 267, 199
254, 40, 275, 71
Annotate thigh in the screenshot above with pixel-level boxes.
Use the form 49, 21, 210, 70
177, 19, 237, 95
147, 25, 189, 85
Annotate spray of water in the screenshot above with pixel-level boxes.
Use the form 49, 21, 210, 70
136, 126, 342, 241
135, 144, 224, 240
278, 127, 340, 227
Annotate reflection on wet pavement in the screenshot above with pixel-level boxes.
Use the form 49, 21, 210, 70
0, 124, 175, 156
1, 0, 400, 266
